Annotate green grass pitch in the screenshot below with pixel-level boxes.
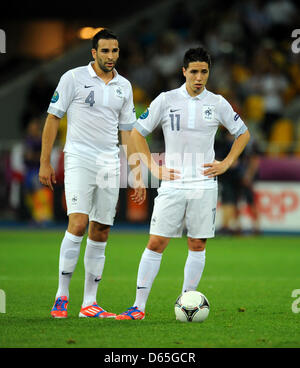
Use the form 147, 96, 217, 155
0, 230, 300, 348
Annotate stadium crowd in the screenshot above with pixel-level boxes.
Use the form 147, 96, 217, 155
4, 0, 300, 230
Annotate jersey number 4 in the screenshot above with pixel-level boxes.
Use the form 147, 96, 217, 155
169, 113, 180, 131
85, 91, 95, 107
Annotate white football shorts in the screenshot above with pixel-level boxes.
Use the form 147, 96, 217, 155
149, 186, 218, 239
64, 153, 120, 225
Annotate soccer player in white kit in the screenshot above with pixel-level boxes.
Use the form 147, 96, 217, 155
116, 47, 250, 320
39, 29, 145, 318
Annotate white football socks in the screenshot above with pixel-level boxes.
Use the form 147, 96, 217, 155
82, 238, 106, 307
133, 247, 162, 312
182, 249, 206, 294
56, 231, 83, 299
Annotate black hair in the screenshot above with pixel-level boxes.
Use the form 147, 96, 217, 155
92, 29, 118, 50
183, 47, 211, 69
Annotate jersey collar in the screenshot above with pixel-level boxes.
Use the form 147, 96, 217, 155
87, 62, 119, 83
180, 83, 208, 100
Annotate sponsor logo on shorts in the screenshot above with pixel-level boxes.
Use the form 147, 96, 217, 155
71, 195, 78, 205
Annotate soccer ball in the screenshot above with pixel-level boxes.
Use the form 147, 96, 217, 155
175, 291, 210, 322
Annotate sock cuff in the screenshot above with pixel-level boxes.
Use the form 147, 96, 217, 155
144, 247, 163, 260
87, 238, 107, 249
65, 230, 84, 243
188, 249, 206, 258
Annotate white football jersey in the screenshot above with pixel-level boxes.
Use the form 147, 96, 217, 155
135, 84, 248, 188
48, 62, 136, 164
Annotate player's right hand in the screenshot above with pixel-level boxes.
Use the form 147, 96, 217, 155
130, 185, 147, 205
155, 165, 181, 181
39, 163, 57, 191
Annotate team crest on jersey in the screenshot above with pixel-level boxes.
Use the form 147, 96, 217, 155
202, 105, 215, 120
114, 86, 124, 98
51, 91, 59, 103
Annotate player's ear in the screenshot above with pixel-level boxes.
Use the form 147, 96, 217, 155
91, 48, 97, 60
182, 67, 186, 78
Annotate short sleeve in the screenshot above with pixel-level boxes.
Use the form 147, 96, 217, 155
134, 92, 165, 137
47, 70, 75, 118
118, 83, 136, 131
217, 96, 248, 138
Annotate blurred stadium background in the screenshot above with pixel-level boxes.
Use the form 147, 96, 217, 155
0, 0, 300, 236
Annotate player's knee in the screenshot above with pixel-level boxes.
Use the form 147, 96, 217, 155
147, 235, 169, 253
188, 238, 207, 251
68, 215, 88, 236
89, 222, 110, 242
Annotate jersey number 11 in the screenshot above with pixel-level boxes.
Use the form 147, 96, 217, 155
169, 113, 180, 131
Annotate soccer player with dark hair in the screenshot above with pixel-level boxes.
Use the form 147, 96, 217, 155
39, 29, 145, 318
116, 47, 250, 320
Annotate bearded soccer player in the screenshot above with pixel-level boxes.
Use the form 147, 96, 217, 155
39, 29, 145, 318
116, 47, 250, 320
